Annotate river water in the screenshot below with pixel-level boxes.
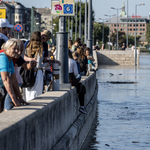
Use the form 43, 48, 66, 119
81, 53, 150, 150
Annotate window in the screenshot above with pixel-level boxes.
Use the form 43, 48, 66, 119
130, 28, 132, 31
140, 28, 142, 31
140, 24, 142, 26
143, 28, 145, 31
121, 24, 123, 27
130, 24, 132, 27
120, 28, 122, 31
114, 24, 116, 27
143, 24, 145, 26
130, 33, 132, 35
124, 24, 126, 27
143, 33, 145, 35
124, 29, 126, 31
140, 33, 142, 35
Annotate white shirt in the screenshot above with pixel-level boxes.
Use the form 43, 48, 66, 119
68, 58, 78, 77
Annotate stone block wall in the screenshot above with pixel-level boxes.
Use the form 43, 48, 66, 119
97, 50, 140, 66
0, 72, 97, 150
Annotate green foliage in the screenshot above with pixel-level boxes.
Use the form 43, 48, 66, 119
111, 31, 141, 47
146, 22, 150, 43
52, 2, 95, 43
93, 23, 109, 47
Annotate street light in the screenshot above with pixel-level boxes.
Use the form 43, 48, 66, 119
111, 7, 122, 50
99, 18, 107, 48
135, 3, 145, 66
104, 14, 116, 50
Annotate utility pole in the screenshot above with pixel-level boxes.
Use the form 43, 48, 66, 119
87, 0, 93, 54
84, 0, 87, 44
68, 17, 70, 39
79, 0, 81, 38
57, 17, 69, 83
75, 1, 78, 40
126, 0, 128, 47
71, 17, 73, 40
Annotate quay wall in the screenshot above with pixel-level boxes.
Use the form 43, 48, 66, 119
0, 72, 97, 150
97, 50, 140, 66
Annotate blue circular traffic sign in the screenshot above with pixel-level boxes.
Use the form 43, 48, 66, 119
14, 24, 23, 32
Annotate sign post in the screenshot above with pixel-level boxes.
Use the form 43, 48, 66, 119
14, 24, 23, 39
51, 0, 75, 84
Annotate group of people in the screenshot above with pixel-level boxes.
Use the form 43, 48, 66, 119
0, 18, 97, 115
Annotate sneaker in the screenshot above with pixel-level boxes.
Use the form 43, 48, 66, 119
79, 107, 87, 115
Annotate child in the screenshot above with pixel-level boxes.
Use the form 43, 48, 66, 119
72, 51, 81, 81
85, 47, 97, 71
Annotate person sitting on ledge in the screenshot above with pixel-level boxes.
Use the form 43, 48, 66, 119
68, 49, 87, 114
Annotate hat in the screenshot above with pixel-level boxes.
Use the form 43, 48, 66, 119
0, 19, 14, 28
42, 30, 51, 40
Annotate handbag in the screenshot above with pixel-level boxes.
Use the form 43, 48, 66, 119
20, 67, 37, 88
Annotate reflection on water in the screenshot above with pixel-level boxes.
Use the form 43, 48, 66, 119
81, 54, 150, 150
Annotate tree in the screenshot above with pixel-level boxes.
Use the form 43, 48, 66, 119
111, 31, 141, 48
52, 2, 95, 44
146, 22, 150, 47
93, 22, 109, 47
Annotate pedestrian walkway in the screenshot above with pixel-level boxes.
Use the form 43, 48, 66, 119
81, 54, 150, 150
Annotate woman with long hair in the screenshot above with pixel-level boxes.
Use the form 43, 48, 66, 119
24, 31, 49, 101
77, 46, 88, 76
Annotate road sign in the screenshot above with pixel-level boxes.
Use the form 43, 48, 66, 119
0, 9, 6, 19
14, 24, 23, 32
51, 0, 75, 16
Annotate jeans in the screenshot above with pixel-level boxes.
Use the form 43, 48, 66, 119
4, 93, 14, 110
4, 84, 22, 110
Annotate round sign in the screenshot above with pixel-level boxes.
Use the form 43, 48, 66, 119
14, 24, 23, 32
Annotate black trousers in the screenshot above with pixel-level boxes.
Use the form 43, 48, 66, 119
69, 73, 86, 106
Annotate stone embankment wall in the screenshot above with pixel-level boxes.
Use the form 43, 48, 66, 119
0, 72, 97, 150
97, 50, 140, 66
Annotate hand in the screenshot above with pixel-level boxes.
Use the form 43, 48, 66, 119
18, 98, 30, 106
54, 60, 61, 66
13, 99, 21, 107
30, 60, 37, 68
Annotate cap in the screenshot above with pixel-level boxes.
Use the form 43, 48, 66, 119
42, 30, 51, 40
0, 19, 14, 28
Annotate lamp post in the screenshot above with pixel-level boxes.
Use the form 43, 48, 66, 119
75, 1, 78, 40
111, 7, 122, 50
104, 14, 116, 50
87, 0, 92, 54
135, 3, 145, 66
99, 18, 107, 47
84, 0, 87, 44
126, 0, 128, 47
79, 0, 81, 38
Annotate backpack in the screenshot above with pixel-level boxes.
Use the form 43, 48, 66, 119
20, 66, 37, 88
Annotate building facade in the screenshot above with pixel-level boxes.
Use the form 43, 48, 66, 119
104, 0, 148, 44
0, 1, 41, 38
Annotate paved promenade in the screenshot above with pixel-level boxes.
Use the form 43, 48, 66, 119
81, 54, 150, 150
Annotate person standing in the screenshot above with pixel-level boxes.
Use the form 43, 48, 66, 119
122, 43, 126, 50
0, 19, 14, 48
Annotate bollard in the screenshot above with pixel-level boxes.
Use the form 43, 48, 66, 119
52, 63, 60, 91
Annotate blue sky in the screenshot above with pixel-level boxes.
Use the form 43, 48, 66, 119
4, 0, 150, 20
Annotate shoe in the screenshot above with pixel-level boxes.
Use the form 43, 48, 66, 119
79, 107, 87, 115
